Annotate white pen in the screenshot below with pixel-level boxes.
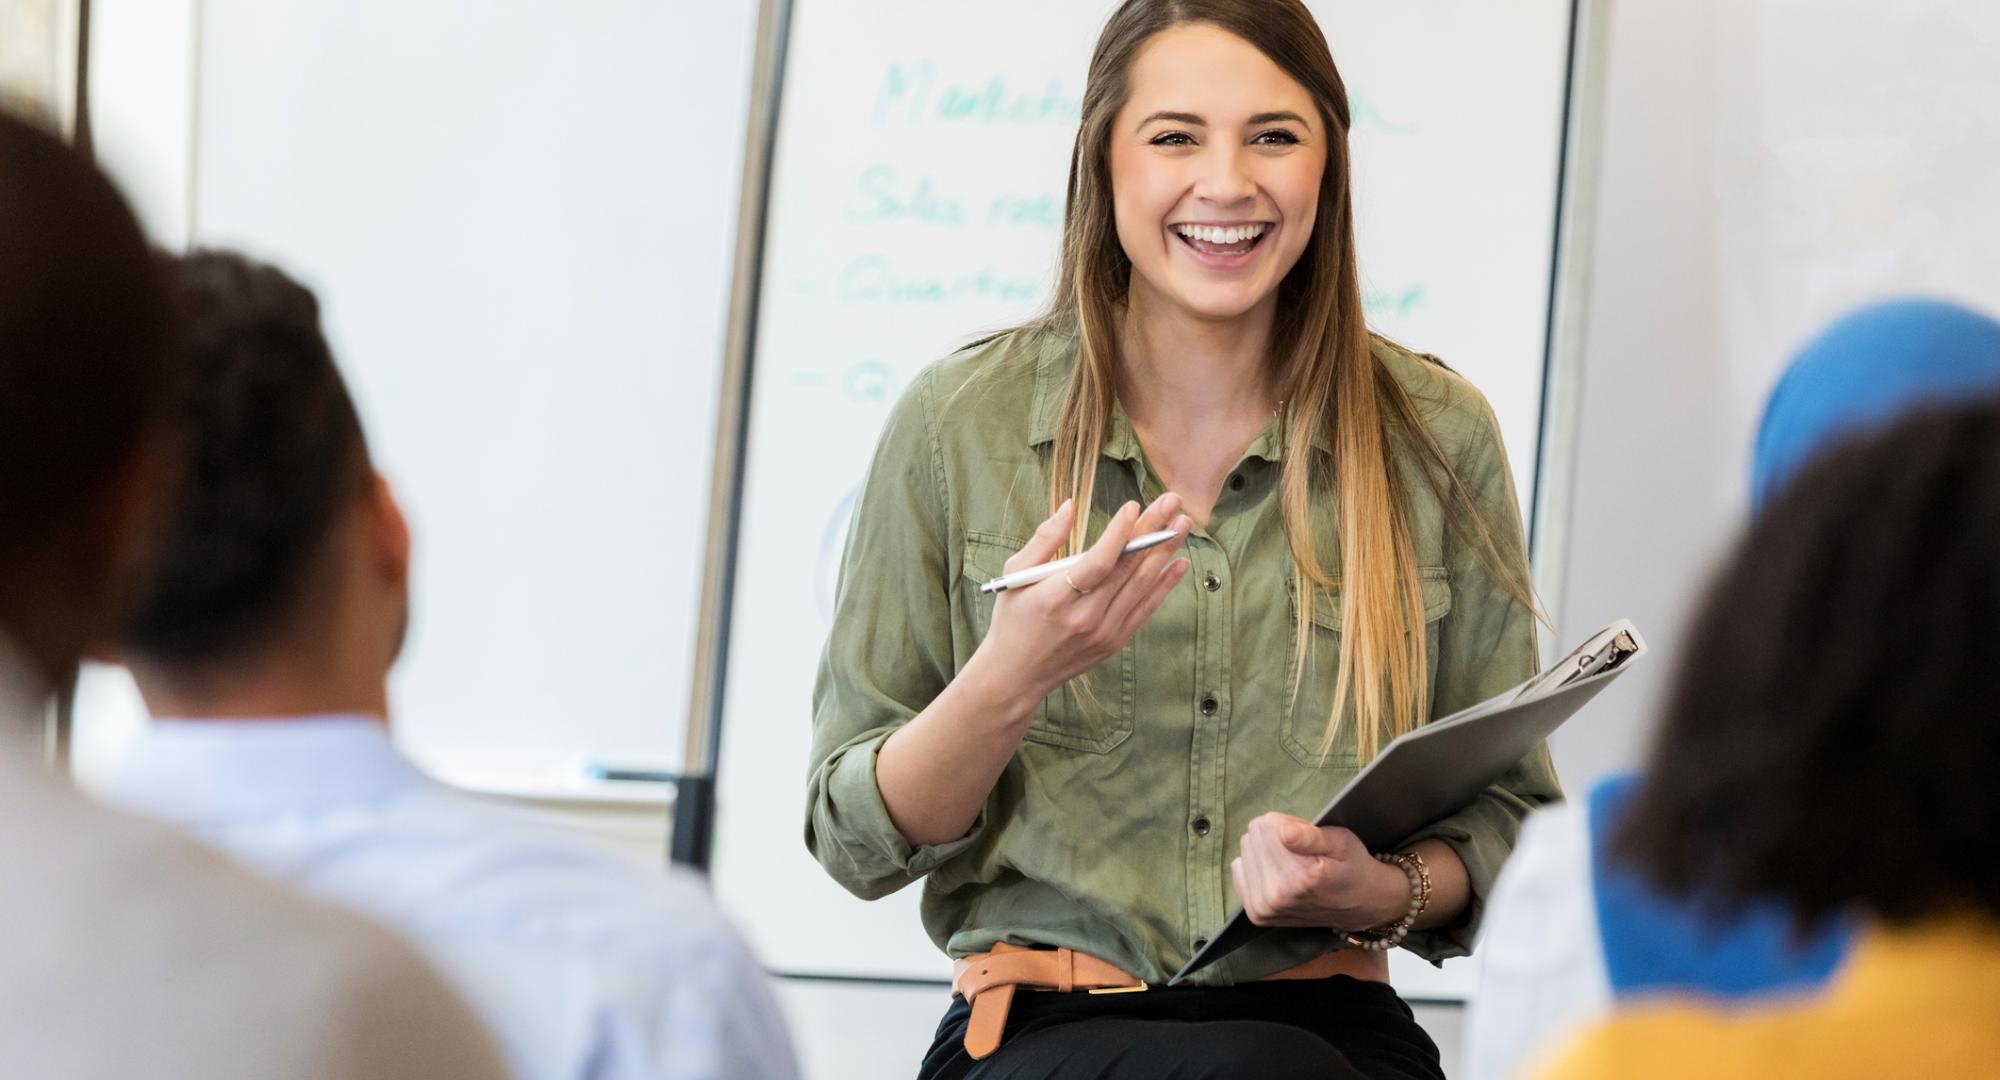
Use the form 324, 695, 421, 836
977, 529, 1182, 594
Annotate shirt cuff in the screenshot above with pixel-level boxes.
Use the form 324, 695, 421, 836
822, 731, 986, 883
1397, 813, 1500, 965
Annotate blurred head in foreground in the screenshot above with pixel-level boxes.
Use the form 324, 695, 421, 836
0, 110, 182, 690
1622, 398, 2000, 929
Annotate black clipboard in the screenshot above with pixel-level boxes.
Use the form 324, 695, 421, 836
1169, 620, 1646, 985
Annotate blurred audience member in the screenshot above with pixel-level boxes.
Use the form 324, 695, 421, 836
101, 249, 798, 1080
0, 110, 507, 1080
1466, 299, 2000, 1079
1536, 397, 2000, 1075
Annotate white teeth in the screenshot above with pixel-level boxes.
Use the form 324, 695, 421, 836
1174, 223, 1268, 245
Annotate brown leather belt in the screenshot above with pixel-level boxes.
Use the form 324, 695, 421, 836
950, 942, 1390, 1060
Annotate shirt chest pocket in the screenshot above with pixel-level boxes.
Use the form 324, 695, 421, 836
961, 534, 1136, 754
1282, 569, 1453, 768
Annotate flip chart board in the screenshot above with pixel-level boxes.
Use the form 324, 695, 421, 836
711, 0, 1577, 999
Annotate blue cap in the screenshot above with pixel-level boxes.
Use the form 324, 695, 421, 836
1752, 298, 2000, 512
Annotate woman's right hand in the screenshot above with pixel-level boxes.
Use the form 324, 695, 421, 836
967, 494, 1193, 711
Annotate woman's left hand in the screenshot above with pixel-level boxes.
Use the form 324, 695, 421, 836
1230, 813, 1413, 931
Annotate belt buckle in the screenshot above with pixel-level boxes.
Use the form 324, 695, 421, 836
1087, 982, 1150, 995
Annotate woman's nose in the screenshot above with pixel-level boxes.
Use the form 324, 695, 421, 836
1194, 145, 1257, 206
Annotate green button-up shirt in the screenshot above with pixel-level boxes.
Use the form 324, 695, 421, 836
806, 326, 1559, 986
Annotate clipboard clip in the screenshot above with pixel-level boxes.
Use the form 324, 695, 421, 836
1567, 630, 1639, 684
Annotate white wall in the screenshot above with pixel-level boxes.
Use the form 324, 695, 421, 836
1547, 0, 2000, 791
82, 0, 197, 247
1545, 0, 1724, 786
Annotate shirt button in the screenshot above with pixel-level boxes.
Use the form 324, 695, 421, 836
1228, 474, 1245, 492
1200, 695, 1219, 716
1192, 816, 1211, 837
1203, 572, 1221, 592
1193, 937, 1209, 951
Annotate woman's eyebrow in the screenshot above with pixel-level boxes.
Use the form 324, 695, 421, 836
1247, 110, 1309, 127
1136, 110, 1205, 130
1134, 109, 1313, 132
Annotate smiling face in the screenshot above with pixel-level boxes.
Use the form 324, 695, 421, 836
1108, 22, 1328, 325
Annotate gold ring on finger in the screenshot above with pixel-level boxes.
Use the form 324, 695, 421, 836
1065, 570, 1092, 596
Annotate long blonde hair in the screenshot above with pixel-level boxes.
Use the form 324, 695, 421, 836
1035, 0, 1535, 760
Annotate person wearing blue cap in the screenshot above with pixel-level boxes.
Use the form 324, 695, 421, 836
1463, 297, 2000, 1080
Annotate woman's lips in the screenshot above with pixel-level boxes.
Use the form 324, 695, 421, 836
1171, 224, 1271, 270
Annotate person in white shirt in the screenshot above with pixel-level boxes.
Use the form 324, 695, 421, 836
0, 111, 507, 1080
99, 248, 799, 1080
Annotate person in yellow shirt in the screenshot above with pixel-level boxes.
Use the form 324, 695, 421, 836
1542, 919, 2000, 1080
1536, 397, 2000, 1079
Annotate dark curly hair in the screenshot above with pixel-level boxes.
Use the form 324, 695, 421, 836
1613, 398, 2000, 927
117, 250, 371, 667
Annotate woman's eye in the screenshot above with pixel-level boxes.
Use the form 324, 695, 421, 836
1150, 132, 1195, 147
1253, 130, 1301, 146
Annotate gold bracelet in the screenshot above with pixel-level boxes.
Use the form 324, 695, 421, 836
1341, 851, 1431, 952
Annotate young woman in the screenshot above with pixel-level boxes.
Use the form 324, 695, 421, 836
1536, 399, 2000, 1079
807, 3, 1554, 1076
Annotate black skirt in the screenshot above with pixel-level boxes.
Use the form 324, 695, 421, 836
917, 975, 1447, 1080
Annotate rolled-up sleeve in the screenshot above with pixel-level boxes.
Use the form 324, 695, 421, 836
1399, 389, 1563, 963
804, 367, 986, 900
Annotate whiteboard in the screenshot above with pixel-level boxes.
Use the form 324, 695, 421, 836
71, 0, 761, 791
712, 0, 1575, 1000
1706, 0, 2000, 498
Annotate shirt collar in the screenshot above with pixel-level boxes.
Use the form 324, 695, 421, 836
1243, 415, 1291, 463
98, 713, 429, 827
1024, 329, 1319, 465
1024, 330, 1072, 450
